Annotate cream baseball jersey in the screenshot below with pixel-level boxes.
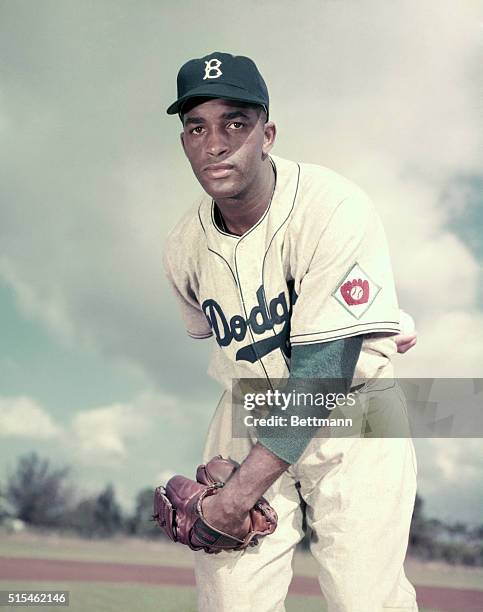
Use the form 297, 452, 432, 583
164, 155, 402, 389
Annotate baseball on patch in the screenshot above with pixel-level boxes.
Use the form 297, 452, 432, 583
399, 310, 416, 335
350, 286, 364, 300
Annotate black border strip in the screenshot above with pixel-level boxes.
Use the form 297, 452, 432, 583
291, 326, 401, 345
291, 320, 400, 338
188, 331, 213, 339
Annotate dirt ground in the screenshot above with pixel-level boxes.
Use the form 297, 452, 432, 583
1, 530, 482, 611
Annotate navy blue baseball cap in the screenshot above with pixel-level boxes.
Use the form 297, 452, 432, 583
166, 51, 269, 117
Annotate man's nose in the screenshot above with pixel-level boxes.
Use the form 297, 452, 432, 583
206, 128, 229, 156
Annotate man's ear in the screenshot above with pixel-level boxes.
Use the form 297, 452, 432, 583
180, 131, 186, 156
262, 121, 277, 156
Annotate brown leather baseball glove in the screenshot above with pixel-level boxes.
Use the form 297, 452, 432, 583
153, 455, 278, 554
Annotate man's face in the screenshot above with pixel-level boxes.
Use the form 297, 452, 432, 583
180, 98, 275, 201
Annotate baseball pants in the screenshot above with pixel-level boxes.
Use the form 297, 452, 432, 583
194, 387, 418, 612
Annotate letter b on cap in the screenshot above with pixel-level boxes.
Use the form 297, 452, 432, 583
203, 58, 222, 80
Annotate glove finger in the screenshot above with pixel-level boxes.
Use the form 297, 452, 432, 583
248, 498, 278, 537
196, 455, 239, 486
153, 487, 177, 542
255, 496, 278, 526
165, 476, 209, 548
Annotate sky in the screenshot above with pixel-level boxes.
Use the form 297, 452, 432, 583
0, 0, 482, 523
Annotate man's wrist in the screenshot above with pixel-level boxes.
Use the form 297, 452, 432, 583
214, 482, 252, 516
216, 443, 289, 512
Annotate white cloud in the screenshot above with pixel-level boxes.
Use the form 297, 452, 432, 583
0, 387, 211, 517
0, 396, 62, 439
69, 390, 182, 467
1, 390, 480, 523
432, 438, 482, 484
414, 437, 483, 523
72, 405, 127, 457
282, 3, 483, 380
395, 310, 483, 377
0, 258, 75, 344
0, 387, 207, 471
71, 402, 148, 465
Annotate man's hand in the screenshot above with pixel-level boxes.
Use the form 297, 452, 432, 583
201, 443, 288, 539
395, 333, 417, 354
153, 453, 278, 553
208, 443, 289, 520
395, 310, 417, 353
201, 492, 252, 540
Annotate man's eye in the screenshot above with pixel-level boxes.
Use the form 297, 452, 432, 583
190, 126, 205, 135
228, 122, 244, 130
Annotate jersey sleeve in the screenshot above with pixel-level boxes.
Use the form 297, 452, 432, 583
290, 193, 400, 346
257, 336, 363, 464
163, 243, 213, 340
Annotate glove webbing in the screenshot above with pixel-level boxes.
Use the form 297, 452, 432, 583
191, 517, 247, 550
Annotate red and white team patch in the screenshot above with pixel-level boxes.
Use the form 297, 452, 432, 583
332, 263, 380, 319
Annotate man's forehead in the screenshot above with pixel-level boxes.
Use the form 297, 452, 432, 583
182, 97, 261, 119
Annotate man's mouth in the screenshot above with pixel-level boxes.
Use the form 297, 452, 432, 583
204, 163, 234, 179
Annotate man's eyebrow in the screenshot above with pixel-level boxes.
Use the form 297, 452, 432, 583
184, 109, 252, 127
221, 110, 251, 120
184, 116, 205, 126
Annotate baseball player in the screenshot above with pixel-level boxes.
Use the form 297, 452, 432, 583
163, 52, 418, 612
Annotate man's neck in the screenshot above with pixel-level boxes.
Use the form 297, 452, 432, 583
214, 159, 275, 236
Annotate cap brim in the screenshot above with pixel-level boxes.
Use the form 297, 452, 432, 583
166, 82, 268, 115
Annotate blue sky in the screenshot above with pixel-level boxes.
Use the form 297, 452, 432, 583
0, 283, 145, 417
0, 0, 482, 523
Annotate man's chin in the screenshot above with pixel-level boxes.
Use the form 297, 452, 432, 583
201, 180, 240, 201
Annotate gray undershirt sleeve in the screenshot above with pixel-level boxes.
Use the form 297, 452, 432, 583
257, 335, 363, 465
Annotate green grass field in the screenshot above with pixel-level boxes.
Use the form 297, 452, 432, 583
0, 532, 330, 611
2, 529, 482, 591
0, 582, 332, 612
1, 530, 481, 611
293, 546, 483, 592
0, 531, 194, 568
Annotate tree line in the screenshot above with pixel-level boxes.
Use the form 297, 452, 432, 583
0, 453, 159, 538
0, 452, 482, 566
